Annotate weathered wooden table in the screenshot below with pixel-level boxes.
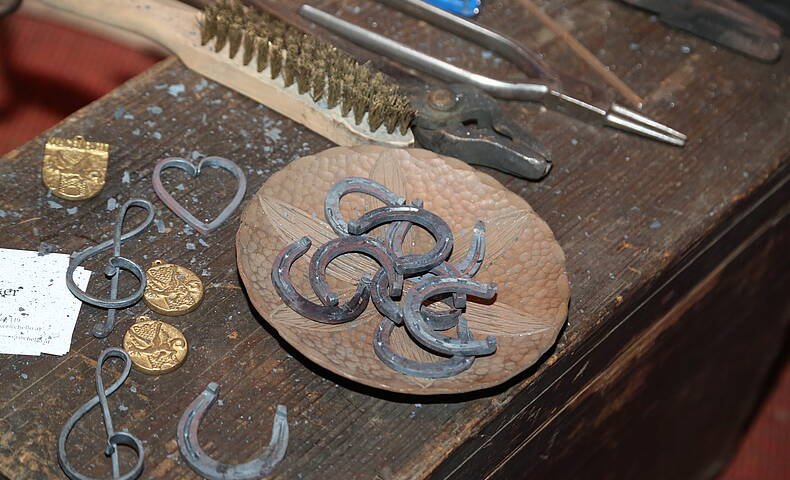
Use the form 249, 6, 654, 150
1, 1, 788, 479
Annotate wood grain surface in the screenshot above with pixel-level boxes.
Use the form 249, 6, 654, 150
0, 1, 788, 479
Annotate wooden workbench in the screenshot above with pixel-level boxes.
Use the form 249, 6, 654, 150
1, 1, 788, 479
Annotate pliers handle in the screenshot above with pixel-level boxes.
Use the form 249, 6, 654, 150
422, 0, 482, 18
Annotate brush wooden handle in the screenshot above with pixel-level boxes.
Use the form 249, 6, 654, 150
38, 0, 414, 149
38, 0, 195, 49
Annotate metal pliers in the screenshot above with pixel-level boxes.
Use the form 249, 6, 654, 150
300, 0, 687, 180
408, 83, 552, 179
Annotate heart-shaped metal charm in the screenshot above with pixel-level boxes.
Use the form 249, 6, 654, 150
152, 156, 247, 234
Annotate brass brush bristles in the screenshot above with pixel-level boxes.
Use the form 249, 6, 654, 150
200, 0, 415, 136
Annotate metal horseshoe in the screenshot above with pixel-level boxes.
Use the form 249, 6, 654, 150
384, 199, 459, 307
418, 288, 463, 330
271, 237, 371, 324
371, 268, 460, 331
386, 208, 484, 309
309, 235, 402, 307
382, 198, 461, 309
324, 177, 405, 236
178, 382, 288, 480
370, 269, 400, 321
429, 262, 467, 309
391, 219, 486, 283
384, 200, 422, 255
403, 277, 498, 356
347, 205, 453, 275
58, 348, 144, 480
373, 316, 475, 378
66, 199, 155, 338
454, 220, 487, 277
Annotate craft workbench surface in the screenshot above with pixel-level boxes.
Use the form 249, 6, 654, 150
1, 1, 788, 479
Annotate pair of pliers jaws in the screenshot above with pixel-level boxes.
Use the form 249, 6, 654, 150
411, 84, 552, 180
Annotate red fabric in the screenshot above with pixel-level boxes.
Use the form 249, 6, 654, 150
0, 13, 161, 154
717, 358, 790, 480
0, 12, 786, 480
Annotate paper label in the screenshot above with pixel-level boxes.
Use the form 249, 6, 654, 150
0, 248, 91, 356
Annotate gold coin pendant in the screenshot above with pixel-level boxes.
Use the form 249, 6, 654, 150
42, 135, 109, 201
123, 316, 188, 375
143, 260, 204, 316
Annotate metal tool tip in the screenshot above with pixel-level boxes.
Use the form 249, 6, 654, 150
608, 104, 687, 146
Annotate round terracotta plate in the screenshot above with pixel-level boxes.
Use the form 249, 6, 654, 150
236, 146, 569, 394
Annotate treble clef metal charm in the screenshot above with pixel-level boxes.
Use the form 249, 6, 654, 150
58, 347, 144, 480
66, 199, 155, 338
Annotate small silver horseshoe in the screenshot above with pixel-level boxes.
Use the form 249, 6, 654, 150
308, 235, 402, 307
403, 276, 498, 356
455, 220, 486, 277
347, 205, 454, 275
324, 177, 405, 236
370, 267, 460, 331
177, 382, 288, 480
373, 317, 476, 378
271, 237, 371, 324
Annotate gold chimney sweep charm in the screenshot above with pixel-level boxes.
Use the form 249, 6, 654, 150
143, 260, 204, 316
43, 135, 109, 200
123, 316, 189, 375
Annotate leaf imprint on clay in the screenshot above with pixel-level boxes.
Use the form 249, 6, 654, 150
464, 301, 555, 337
369, 153, 408, 201
461, 211, 535, 274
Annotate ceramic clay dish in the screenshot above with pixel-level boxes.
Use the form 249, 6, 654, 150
236, 146, 569, 394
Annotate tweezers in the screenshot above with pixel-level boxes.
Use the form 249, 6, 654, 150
300, 0, 687, 146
